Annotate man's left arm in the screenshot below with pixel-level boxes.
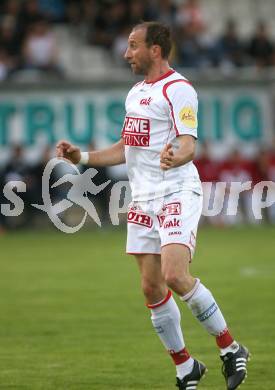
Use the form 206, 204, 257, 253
160, 135, 196, 170
161, 81, 198, 170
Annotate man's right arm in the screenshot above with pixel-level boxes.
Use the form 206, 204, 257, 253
56, 138, 125, 166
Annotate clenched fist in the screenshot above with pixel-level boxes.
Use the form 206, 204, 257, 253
56, 140, 81, 164
160, 143, 174, 170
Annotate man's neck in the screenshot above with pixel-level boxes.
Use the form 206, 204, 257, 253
145, 61, 171, 83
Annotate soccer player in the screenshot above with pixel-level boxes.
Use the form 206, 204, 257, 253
56, 22, 249, 390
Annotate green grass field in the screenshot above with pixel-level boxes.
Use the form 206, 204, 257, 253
0, 225, 274, 390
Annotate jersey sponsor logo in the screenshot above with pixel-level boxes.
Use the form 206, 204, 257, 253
179, 106, 197, 128
157, 202, 182, 227
122, 116, 150, 147
157, 214, 166, 227
165, 202, 181, 215
140, 97, 152, 105
127, 210, 152, 228
163, 218, 182, 229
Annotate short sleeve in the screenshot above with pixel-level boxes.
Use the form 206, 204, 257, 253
163, 80, 198, 138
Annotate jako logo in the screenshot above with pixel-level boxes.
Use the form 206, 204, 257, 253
140, 97, 152, 105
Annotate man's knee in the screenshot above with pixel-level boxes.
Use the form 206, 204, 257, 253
162, 268, 195, 295
163, 270, 186, 289
161, 244, 194, 294
141, 278, 166, 302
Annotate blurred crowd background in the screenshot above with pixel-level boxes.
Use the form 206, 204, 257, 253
1, 0, 275, 80
1, 0, 275, 231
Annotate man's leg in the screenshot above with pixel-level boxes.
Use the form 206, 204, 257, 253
161, 244, 233, 348
161, 244, 249, 389
135, 254, 196, 381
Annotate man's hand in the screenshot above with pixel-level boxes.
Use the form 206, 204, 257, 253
160, 143, 175, 170
56, 140, 81, 164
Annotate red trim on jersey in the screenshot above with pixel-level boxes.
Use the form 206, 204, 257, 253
162, 79, 193, 136
169, 347, 191, 365
145, 69, 175, 84
216, 328, 234, 349
146, 290, 172, 309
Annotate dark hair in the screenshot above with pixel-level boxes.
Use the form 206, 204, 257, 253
133, 21, 172, 59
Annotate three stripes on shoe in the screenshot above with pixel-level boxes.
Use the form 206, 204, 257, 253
236, 357, 247, 372
184, 380, 199, 390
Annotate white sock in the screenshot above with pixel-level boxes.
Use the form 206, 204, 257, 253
181, 279, 227, 336
150, 292, 185, 352
149, 291, 194, 378
220, 341, 239, 356
176, 357, 194, 379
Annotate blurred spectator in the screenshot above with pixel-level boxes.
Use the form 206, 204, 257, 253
91, 1, 127, 49
175, 0, 213, 68
22, 18, 63, 76
176, 0, 205, 34
82, 0, 97, 23
0, 0, 21, 44
1, 0, 21, 24
247, 21, 275, 68
175, 24, 212, 68
37, 0, 65, 22
0, 0, 275, 78
65, 1, 94, 23
195, 142, 220, 183
0, 16, 22, 70
18, 0, 44, 38
153, 0, 177, 27
29, 145, 61, 207
0, 48, 11, 80
2, 145, 30, 185
65, 1, 83, 27
112, 24, 131, 66
0, 0, 22, 31
64, 0, 97, 44
216, 20, 245, 69
127, 0, 149, 26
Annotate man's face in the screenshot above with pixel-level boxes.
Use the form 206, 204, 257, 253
124, 28, 153, 75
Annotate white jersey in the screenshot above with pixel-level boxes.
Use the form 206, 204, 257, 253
122, 69, 202, 201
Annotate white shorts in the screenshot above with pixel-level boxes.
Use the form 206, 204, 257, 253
126, 190, 203, 259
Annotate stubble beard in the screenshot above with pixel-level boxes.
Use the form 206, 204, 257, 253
132, 57, 152, 76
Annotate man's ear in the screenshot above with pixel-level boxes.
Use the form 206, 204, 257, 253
151, 44, 161, 59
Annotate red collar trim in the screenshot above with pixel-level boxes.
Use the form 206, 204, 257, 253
145, 69, 175, 84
